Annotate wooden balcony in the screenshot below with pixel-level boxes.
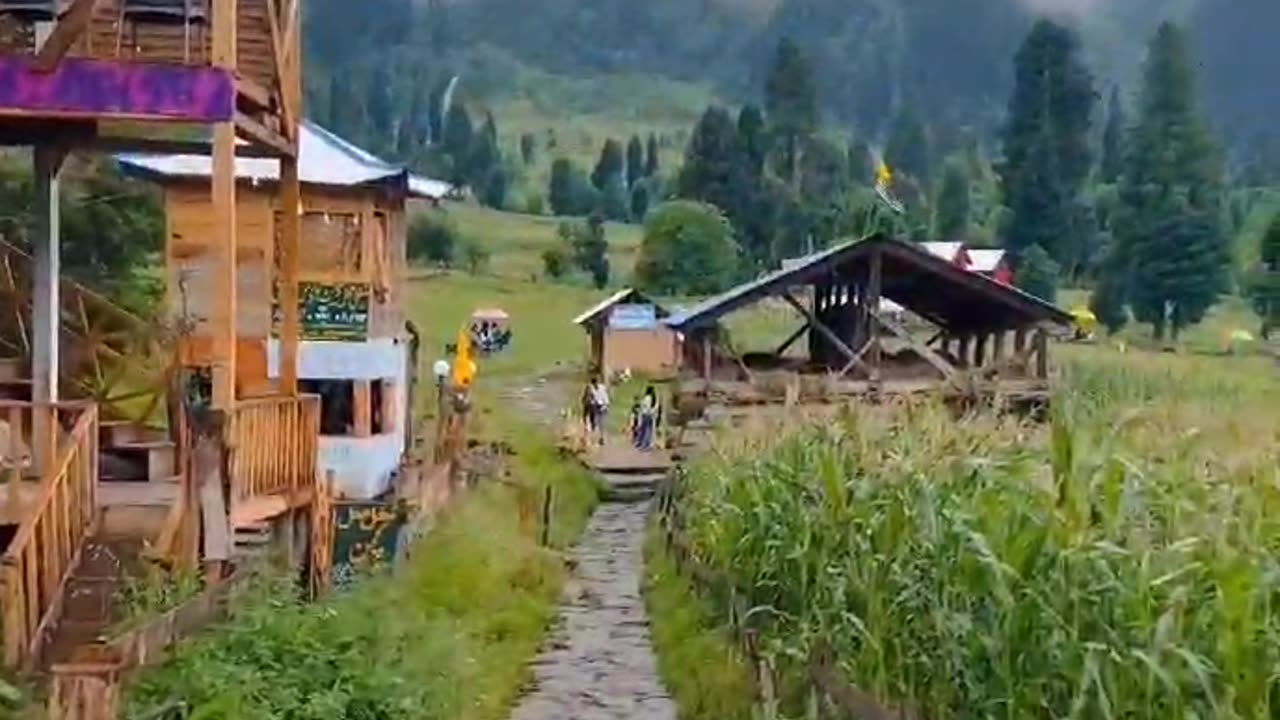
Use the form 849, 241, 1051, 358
0, 0, 298, 155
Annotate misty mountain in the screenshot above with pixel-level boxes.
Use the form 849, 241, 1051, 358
306, 0, 1276, 164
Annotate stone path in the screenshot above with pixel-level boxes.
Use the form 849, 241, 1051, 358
509, 480, 675, 720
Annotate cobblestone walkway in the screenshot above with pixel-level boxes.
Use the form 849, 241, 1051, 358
509, 495, 676, 720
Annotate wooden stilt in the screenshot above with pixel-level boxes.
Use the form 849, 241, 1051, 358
31, 145, 63, 475
279, 157, 301, 395
211, 0, 238, 410
867, 250, 883, 382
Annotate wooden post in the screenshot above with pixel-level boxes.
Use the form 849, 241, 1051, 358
1034, 328, 1049, 379
210, 0, 238, 410
353, 380, 372, 437
701, 332, 712, 382
31, 146, 63, 475
867, 250, 882, 381
279, 158, 301, 395
974, 333, 988, 368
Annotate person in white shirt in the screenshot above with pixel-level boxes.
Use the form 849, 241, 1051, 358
587, 377, 610, 445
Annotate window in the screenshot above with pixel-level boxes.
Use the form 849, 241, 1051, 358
299, 379, 354, 436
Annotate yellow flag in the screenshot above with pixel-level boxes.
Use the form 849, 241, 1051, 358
876, 161, 893, 188
451, 326, 476, 388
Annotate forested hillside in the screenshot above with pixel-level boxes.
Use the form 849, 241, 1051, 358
304, 0, 1275, 170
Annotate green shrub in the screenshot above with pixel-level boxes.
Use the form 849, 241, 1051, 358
408, 213, 461, 267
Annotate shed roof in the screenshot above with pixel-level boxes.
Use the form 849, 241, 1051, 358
667, 235, 1072, 335
573, 288, 667, 326
968, 249, 1008, 273
116, 120, 452, 200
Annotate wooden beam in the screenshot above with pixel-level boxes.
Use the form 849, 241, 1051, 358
774, 323, 810, 357
279, 157, 301, 395
353, 381, 372, 437
31, 146, 62, 475
212, 0, 236, 69
1034, 328, 1049, 379
235, 75, 274, 111
211, 122, 237, 410
234, 111, 292, 157
32, 0, 99, 73
781, 291, 873, 378
866, 249, 883, 381
870, 311, 961, 383
262, 0, 295, 141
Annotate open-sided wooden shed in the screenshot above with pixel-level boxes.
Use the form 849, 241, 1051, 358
667, 234, 1073, 408
119, 121, 450, 499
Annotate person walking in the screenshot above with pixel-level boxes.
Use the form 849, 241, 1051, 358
587, 376, 610, 446
637, 386, 659, 450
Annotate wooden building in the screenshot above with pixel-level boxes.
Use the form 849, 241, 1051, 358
667, 234, 1073, 409
119, 120, 450, 499
0, 0, 323, 681
574, 288, 680, 377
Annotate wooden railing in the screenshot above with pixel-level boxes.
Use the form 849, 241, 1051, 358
0, 402, 99, 670
230, 395, 320, 512
0, 237, 176, 428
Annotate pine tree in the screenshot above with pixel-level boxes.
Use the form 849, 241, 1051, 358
934, 159, 971, 241
591, 139, 625, 191
676, 106, 739, 216
645, 134, 660, 178
1016, 244, 1060, 302
548, 158, 577, 216
1117, 22, 1227, 341
468, 113, 501, 201
1090, 267, 1129, 334
626, 136, 645, 188
1100, 87, 1125, 183
999, 19, 1096, 275
733, 105, 776, 269
599, 175, 631, 222
765, 37, 818, 186
630, 182, 651, 221
1248, 211, 1280, 339
519, 133, 536, 165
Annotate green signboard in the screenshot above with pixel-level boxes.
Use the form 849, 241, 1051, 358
293, 282, 370, 341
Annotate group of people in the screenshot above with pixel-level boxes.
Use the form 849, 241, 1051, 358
469, 321, 512, 354
581, 377, 663, 451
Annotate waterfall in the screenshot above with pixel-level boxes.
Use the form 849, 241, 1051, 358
438, 75, 460, 138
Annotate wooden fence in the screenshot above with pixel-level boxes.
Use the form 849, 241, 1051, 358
655, 470, 923, 720
229, 394, 320, 512
47, 571, 249, 720
0, 402, 99, 670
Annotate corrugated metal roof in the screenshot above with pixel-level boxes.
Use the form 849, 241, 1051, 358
921, 241, 965, 261
666, 235, 1072, 333
573, 288, 668, 326
116, 120, 452, 200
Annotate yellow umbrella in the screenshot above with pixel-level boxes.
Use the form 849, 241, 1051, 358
451, 326, 477, 389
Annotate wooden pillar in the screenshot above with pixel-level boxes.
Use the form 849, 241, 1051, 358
867, 250, 882, 381
974, 334, 988, 368
279, 158, 301, 394
992, 331, 1005, 366
1034, 329, 1049, 379
701, 332, 712, 381
353, 380, 372, 437
211, 0, 237, 410
31, 146, 62, 474
958, 335, 972, 368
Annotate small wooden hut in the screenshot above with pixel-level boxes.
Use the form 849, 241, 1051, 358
119, 121, 450, 499
574, 288, 679, 376
667, 235, 1073, 408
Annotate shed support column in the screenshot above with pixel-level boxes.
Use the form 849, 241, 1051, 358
1034, 329, 1049, 379
280, 157, 301, 395
867, 250, 882, 381
32, 146, 62, 474
211, 123, 238, 410
211, 0, 237, 409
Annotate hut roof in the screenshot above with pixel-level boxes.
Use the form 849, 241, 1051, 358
116, 120, 452, 200
969, 249, 1008, 273
573, 288, 667, 326
667, 235, 1072, 335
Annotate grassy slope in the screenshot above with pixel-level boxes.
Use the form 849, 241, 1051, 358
432, 203, 644, 284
